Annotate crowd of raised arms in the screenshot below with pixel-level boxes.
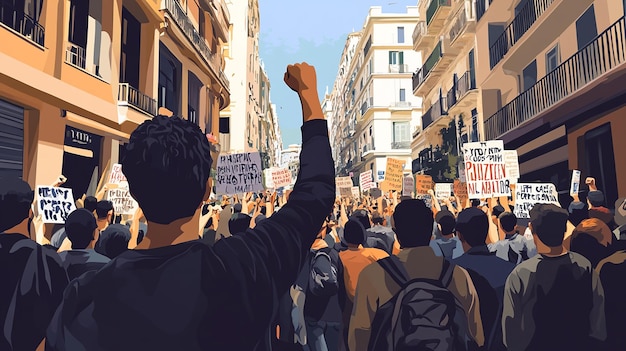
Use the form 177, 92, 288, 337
0, 63, 625, 351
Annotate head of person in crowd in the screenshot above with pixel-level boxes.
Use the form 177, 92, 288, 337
121, 115, 212, 226
435, 210, 456, 237
65, 208, 99, 250
499, 212, 518, 235
371, 211, 384, 226
95, 224, 131, 259
586, 189, 614, 227
471, 199, 481, 208
392, 199, 434, 248
615, 197, 626, 228
351, 209, 371, 230
96, 200, 114, 224
456, 207, 490, 250
233, 203, 243, 214
84, 196, 98, 213
229, 212, 251, 235
568, 201, 589, 227
570, 217, 614, 267
529, 204, 569, 250
344, 219, 366, 248
0, 177, 34, 235
255, 214, 267, 225
587, 190, 605, 208
491, 205, 505, 226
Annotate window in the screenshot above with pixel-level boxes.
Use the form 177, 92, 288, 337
397, 27, 405, 43
158, 43, 182, 114
207, 90, 214, 134
198, 12, 205, 39
471, 109, 478, 142
546, 44, 560, 73
393, 122, 410, 142
120, 8, 141, 89
576, 5, 597, 50
522, 60, 537, 91
583, 123, 618, 208
69, 0, 89, 47
389, 51, 404, 65
364, 36, 372, 57
187, 72, 202, 125
399, 89, 406, 102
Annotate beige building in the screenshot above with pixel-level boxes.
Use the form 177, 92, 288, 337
476, 0, 626, 206
0, 0, 230, 198
411, 0, 478, 182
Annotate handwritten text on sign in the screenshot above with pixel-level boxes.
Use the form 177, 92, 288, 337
462, 141, 510, 199
385, 158, 405, 191
109, 164, 127, 184
216, 152, 264, 195
271, 168, 292, 189
360, 170, 375, 191
37, 186, 76, 224
107, 188, 138, 215
453, 180, 468, 199
403, 176, 414, 197
514, 183, 560, 219
415, 175, 433, 195
504, 150, 519, 183
435, 183, 453, 199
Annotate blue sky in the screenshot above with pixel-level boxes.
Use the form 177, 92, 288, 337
258, 0, 419, 148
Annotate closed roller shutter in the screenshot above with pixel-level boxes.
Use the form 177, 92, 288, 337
0, 99, 24, 179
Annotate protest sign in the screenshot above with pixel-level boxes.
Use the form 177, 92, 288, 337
36, 186, 76, 224
453, 179, 468, 199
570, 170, 581, 196
462, 140, 510, 199
403, 175, 414, 197
359, 170, 375, 191
384, 158, 405, 192
108, 164, 127, 184
435, 183, 453, 199
351, 186, 361, 200
377, 170, 385, 182
370, 188, 382, 199
458, 166, 467, 183
215, 152, 264, 195
415, 175, 433, 195
107, 188, 138, 215
504, 150, 519, 184
513, 183, 560, 218
271, 168, 292, 189
264, 168, 275, 189
416, 194, 433, 209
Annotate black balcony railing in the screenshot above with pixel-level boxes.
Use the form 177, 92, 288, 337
485, 16, 626, 140
118, 83, 157, 116
447, 85, 457, 110
0, 4, 45, 46
426, 0, 452, 25
489, 0, 556, 69
422, 105, 434, 129
413, 40, 443, 91
448, 71, 477, 109
433, 96, 448, 120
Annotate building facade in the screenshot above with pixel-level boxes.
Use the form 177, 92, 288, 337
0, 0, 229, 199
330, 6, 423, 185
411, 0, 479, 182
280, 144, 301, 181
476, 0, 626, 206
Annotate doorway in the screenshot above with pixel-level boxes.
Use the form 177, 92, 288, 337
61, 126, 102, 200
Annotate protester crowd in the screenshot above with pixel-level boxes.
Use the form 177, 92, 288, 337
0, 63, 624, 351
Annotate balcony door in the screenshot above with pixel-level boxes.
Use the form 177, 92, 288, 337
583, 123, 618, 208
469, 49, 476, 88
120, 8, 141, 89
576, 5, 597, 50
522, 59, 537, 92
158, 43, 182, 115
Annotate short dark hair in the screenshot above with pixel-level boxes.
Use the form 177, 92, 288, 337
393, 199, 434, 248
435, 210, 456, 235
84, 196, 98, 212
471, 199, 481, 207
65, 209, 98, 249
229, 213, 251, 234
95, 224, 131, 259
530, 204, 569, 247
344, 219, 366, 245
456, 208, 489, 247
0, 177, 34, 233
492, 205, 505, 218
372, 211, 384, 225
233, 203, 243, 213
96, 200, 113, 219
121, 115, 212, 225
352, 209, 371, 229
569, 206, 589, 227
499, 212, 517, 232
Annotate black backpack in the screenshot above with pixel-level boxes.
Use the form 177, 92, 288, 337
308, 248, 339, 297
368, 256, 476, 351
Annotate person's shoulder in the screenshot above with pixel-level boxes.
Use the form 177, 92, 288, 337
363, 247, 389, 259
567, 251, 594, 270
360, 256, 386, 279
511, 255, 541, 275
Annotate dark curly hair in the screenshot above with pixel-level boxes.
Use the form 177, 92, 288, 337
121, 115, 212, 224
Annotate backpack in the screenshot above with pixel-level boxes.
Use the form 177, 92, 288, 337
308, 249, 339, 297
368, 256, 476, 351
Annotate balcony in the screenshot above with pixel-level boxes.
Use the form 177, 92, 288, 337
392, 141, 411, 149
447, 71, 478, 114
65, 43, 86, 70
413, 39, 456, 96
426, 0, 453, 34
448, 4, 476, 48
413, 21, 436, 50
117, 83, 157, 116
200, 0, 230, 42
388, 64, 410, 73
484, 16, 626, 140
489, 0, 556, 69
0, 4, 45, 46
476, 0, 494, 22
390, 101, 412, 109
413, 125, 423, 138
422, 96, 449, 130
161, 0, 228, 91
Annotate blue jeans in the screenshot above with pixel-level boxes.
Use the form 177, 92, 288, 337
304, 319, 341, 351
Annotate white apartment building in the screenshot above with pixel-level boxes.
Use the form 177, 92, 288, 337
411, 0, 478, 182
280, 144, 301, 179
330, 6, 423, 184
